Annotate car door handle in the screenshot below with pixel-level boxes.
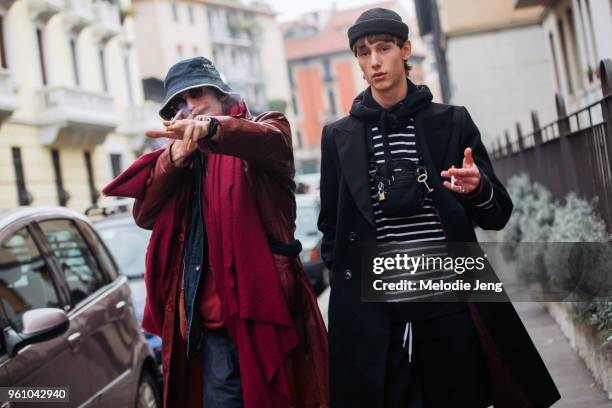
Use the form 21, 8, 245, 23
67, 332, 81, 343
115, 300, 126, 310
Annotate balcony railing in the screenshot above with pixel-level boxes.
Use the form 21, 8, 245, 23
117, 101, 164, 152
0, 68, 17, 122
64, 0, 95, 32
27, 0, 65, 23
36, 86, 118, 146
92, 0, 121, 40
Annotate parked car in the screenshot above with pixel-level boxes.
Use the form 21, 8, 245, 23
295, 172, 320, 194
295, 194, 329, 295
0, 207, 161, 408
87, 204, 162, 373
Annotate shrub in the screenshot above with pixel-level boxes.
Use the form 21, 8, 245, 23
544, 194, 608, 296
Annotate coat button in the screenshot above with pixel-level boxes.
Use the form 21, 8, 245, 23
165, 304, 173, 312
348, 232, 358, 243
177, 233, 185, 242
344, 269, 352, 280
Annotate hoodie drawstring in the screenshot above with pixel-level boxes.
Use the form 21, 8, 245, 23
402, 321, 413, 363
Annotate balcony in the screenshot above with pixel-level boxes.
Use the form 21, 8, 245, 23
0, 69, 17, 123
92, 0, 121, 41
27, 0, 64, 23
63, 0, 95, 33
36, 86, 118, 147
117, 101, 164, 152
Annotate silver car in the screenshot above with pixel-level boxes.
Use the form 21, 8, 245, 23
0, 207, 160, 408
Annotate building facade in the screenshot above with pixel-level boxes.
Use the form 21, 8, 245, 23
283, 1, 429, 174
425, 0, 612, 147
131, 0, 292, 116
0, 0, 159, 211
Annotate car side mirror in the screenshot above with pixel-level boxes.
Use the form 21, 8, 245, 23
4, 308, 69, 357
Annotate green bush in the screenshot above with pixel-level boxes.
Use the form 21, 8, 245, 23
499, 175, 612, 341
544, 194, 608, 296
514, 181, 556, 283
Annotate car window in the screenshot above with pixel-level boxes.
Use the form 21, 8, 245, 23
97, 222, 151, 279
76, 220, 119, 281
0, 228, 60, 332
38, 219, 106, 307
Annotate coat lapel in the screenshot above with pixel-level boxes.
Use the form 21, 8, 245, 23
333, 117, 376, 227
420, 105, 454, 172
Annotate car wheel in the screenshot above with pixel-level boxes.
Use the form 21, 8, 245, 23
136, 371, 161, 408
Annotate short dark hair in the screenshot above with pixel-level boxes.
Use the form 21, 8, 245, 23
351, 33, 412, 77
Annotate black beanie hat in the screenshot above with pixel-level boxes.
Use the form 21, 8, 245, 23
348, 8, 409, 50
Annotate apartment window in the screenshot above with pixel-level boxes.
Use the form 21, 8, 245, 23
584, 0, 598, 63
565, 8, 582, 89
171, 2, 178, 22
327, 89, 337, 116
70, 37, 80, 86
36, 27, 48, 85
110, 153, 123, 178
291, 94, 298, 115
322, 58, 333, 81
557, 19, 574, 95
188, 4, 194, 25
99, 46, 108, 92
84, 151, 99, 206
295, 130, 303, 149
549, 33, 562, 92
207, 9, 213, 28
288, 67, 294, 87
11, 147, 31, 206
0, 16, 8, 69
123, 48, 134, 105
51, 149, 69, 207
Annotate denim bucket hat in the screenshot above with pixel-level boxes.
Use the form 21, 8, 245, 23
159, 56, 238, 120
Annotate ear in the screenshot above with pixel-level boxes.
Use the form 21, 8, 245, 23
401, 40, 412, 62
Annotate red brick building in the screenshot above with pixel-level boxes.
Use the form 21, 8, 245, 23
283, 1, 427, 173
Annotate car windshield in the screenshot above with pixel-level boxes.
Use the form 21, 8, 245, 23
97, 223, 151, 279
295, 204, 321, 249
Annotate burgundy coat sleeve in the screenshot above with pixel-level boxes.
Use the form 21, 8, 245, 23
200, 111, 293, 175
133, 146, 190, 230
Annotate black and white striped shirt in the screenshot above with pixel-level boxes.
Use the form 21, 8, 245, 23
368, 119, 457, 301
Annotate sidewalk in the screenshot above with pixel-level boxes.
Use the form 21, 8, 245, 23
315, 285, 612, 406
514, 301, 612, 407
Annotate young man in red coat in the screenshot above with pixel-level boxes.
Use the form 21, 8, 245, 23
103, 57, 328, 408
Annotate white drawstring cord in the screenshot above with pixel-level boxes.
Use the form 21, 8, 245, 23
402, 321, 413, 363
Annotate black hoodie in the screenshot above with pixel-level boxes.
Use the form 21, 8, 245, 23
349, 79, 433, 136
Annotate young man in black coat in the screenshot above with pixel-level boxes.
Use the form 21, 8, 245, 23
317, 7, 561, 408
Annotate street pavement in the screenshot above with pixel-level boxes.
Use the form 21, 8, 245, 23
316, 268, 612, 406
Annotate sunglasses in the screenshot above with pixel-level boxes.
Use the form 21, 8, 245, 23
169, 87, 205, 112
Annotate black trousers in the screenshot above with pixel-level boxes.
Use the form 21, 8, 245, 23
384, 309, 494, 408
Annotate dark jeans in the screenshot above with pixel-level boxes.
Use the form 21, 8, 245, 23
201, 329, 244, 408
384, 310, 494, 408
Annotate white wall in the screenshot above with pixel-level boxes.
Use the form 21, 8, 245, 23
447, 24, 558, 146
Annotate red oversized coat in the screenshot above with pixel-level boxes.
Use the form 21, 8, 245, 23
103, 108, 328, 408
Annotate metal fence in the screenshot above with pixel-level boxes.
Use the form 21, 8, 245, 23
491, 59, 612, 230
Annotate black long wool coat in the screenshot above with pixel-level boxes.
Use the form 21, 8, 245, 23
317, 101, 561, 408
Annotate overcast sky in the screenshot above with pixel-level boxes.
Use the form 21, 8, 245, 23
260, 0, 415, 21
